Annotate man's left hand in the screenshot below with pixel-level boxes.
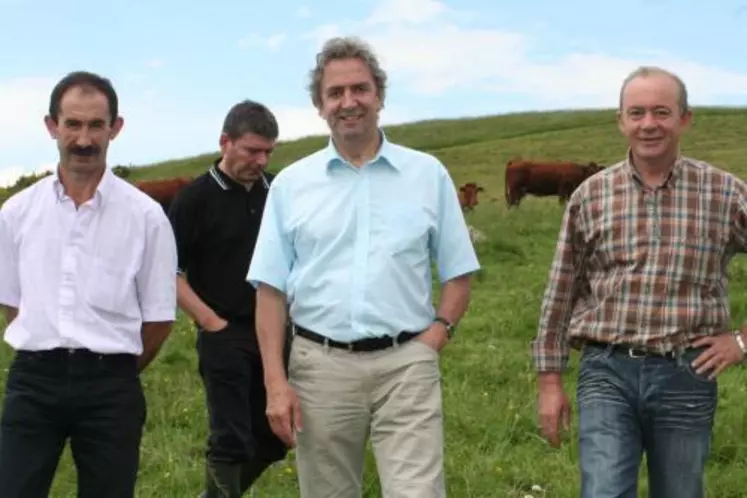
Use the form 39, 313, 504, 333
416, 322, 449, 353
691, 331, 746, 380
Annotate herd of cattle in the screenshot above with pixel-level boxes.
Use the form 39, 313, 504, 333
133, 158, 605, 219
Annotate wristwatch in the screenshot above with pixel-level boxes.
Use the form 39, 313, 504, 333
433, 316, 455, 339
734, 330, 747, 360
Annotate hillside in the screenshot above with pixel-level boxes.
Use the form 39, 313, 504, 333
3, 106, 747, 497
127, 105, 747, 179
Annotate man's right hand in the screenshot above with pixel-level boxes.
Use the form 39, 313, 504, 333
201, 314, 228, 333
266, 378, 302, 448
537, 375, 571, 448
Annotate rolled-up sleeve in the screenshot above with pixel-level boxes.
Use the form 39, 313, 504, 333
430, 166, 481, 282
246, 178, 295, 293
136, 209, 178, 322
0, 207, 20, 308
729, 174, 747, 252
531, 192, 585, 372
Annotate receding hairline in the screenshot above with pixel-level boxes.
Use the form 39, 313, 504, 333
59, 84, 110, 100
618, 66, 689, 114
55, 85, 114, 116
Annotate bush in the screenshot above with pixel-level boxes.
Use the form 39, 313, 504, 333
7, 170, 53, 195
112, 165, 132, 178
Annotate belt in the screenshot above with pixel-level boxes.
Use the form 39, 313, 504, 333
585, 340, 678, 359
15, 348, 137, 371
293, 325, 420, 352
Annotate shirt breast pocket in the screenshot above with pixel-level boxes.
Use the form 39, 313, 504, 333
84, 258, 138, 318
588, 219, 647, 272
382, 206, 430, 256
666, 229, 727, 285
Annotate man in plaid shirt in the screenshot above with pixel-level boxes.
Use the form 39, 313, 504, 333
532, 65, 747, 498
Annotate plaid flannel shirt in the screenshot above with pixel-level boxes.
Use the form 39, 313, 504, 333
532, 154, 747, 372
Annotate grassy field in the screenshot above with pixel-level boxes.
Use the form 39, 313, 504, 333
3, 106, 747, 497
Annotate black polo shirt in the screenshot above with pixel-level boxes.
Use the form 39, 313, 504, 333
167, 158, 273, 339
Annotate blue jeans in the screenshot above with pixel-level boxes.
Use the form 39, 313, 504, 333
577, 343, 718, 498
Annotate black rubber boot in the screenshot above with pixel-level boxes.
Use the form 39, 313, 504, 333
239, 458, 274, 493
203, 460, 242, 498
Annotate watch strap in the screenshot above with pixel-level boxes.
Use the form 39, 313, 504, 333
434, 316, 454, 338
734, 330, 746, 359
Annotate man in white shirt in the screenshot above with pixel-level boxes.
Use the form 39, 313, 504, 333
0, 71, 178, 498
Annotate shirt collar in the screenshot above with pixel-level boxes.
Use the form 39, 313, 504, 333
52, 164, 114, 208
623, 147, 685, 189
208, 157, 270, 192
324, 129, 397, 171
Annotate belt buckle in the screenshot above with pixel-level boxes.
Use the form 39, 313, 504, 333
627, 347, 646, 359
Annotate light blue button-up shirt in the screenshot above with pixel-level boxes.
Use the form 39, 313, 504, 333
247, 131, 480, 342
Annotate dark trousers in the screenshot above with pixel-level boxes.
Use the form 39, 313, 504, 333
0, 348, 146, 498
197, 323, 289, 494
577, 343, 717, 498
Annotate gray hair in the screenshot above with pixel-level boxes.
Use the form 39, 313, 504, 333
308, 36, 388, 109
618, 65, 689, 115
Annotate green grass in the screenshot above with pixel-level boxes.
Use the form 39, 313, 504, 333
4, 106, 747, 497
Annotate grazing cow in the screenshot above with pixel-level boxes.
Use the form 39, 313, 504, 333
134, 177, 193, 213
504, 158, 604, 208
457, 182, 487, 245
458, 182, 484, 212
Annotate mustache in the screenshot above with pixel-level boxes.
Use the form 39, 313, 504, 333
337, 108, 362, 118
69, 145, 99, 157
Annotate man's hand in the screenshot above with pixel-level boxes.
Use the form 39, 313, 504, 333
137, 321, 174, 373
0, 305, 17, 325
176, 276, 228, 333
201, 314, 228, 333
265, 378, 303, 448
416, 322, 449, 352
537, 375, 571, 448
691, 331, 746, 380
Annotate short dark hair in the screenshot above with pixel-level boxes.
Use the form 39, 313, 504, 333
222, 100, 279, 141
48, 71, 119, 125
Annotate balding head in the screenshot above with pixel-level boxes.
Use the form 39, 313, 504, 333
619, 66, 689, 116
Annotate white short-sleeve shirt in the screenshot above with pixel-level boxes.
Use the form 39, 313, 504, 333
0, 166, 178, 355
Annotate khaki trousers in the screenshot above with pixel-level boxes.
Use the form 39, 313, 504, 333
288, 334, 446, 498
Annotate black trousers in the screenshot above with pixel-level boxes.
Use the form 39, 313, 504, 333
0, 348, 146, 498
197, 323, 288, 467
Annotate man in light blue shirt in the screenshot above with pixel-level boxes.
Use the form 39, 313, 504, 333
247, 36, 480, 498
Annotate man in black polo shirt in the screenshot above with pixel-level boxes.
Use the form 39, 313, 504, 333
167, 100, 287, 497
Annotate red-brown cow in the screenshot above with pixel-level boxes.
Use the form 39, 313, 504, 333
504, 158, 603, 208
135, 177, 193, 213
458, 182, 484, 212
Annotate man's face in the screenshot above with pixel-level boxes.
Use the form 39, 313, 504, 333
219, 132, 275, 186
44, 85, 123, 174
318, 57, 382, 143
617, 73, 691, 163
